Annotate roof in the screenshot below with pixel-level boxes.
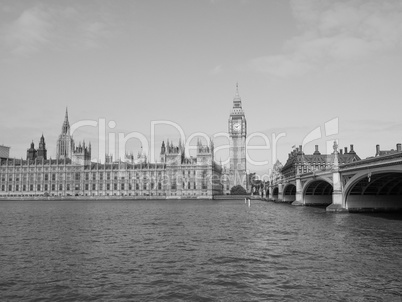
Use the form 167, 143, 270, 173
281, 152, 361, 172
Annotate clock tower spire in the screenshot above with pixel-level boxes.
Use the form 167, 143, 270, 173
228, 83, 247, 190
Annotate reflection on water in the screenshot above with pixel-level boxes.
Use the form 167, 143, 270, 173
0, 200, 401, 301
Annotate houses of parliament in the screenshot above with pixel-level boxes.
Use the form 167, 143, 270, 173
0, 87, 248, 199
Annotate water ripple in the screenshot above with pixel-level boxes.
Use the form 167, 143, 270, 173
0, 199, 401, 301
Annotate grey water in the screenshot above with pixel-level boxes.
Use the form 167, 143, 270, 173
0, 199, 401, 301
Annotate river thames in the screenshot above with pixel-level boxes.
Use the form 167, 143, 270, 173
0, 199, 401, 301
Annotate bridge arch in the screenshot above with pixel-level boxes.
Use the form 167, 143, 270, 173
272, 186, 279, 201
302, 177, 333, 206
344, 169, 402, 211
283, 183, 296, 203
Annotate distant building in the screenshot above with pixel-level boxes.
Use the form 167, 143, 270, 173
0, 86, 252, 198
271, 160, 283, 184
375, 143, 402, 157
280, 144, 361, 179
1, 110, 223, 198
0, 145, 10, 160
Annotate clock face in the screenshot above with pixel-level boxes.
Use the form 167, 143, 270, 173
233, 123, 241, 132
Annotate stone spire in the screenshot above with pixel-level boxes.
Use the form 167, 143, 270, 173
233, 83, 242, 107
231, 83, 244, 116
160, 141, 166, 154
57, 108, 74, 160
61, 107, 70, 135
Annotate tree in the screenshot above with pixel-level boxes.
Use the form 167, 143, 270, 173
230, 185, 247, 195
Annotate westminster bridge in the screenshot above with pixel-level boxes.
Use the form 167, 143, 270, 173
267, 144, 402, 212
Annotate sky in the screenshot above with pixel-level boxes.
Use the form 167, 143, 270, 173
1, 0, 402, 175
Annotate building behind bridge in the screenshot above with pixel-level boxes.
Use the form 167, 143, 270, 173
279, 144, 361, 180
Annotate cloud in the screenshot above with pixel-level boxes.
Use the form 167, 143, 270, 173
210, 64, 223, 75
251, 0, 402, 77
0, 2, 117, 56
252, 54, 313, 77
1, 5, 52, 56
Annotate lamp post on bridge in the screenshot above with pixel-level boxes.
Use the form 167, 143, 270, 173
327, 141, 348, 212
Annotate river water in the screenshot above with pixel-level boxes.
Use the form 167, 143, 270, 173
0, 199, 401, 301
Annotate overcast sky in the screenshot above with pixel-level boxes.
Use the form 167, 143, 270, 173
1, 0, 402, 174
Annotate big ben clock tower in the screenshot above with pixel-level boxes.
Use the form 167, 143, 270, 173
228, 83, 247, 190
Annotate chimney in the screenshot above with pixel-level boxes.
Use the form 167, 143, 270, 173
344, 147, 348, 154
299, 145, 302, 152
397, 143, 401, 152
340, 149, 343, 155
376, 144, 380, 156
313, 145, 321, 155
349, 144, 356, 154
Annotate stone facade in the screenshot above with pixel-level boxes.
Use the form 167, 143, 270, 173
0, 110, 223, 199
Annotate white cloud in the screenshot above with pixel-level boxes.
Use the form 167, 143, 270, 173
1, 5, 52, 56
0, 3, 117, 56
210, 64, 223, 75
251, 0, 402, 77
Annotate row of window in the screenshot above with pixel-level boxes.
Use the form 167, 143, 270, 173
3, 192, 211, 198
1, 179, 201, 186
0, 171, 206, 181
0, 166, 167, 172
1, 182, 207, 192
1, 172, 165, 180
297, 165, 329, 173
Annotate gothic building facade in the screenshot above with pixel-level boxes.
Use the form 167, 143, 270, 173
0, 92, 238, 198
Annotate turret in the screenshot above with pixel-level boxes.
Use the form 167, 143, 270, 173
160, 141, 166, 163
197, 138, 213, 165
26, 141, 37, 160
72, 140, 91, 165
37, 134, 47, 160
165, 140, 185, 165
313, 145, 321, 155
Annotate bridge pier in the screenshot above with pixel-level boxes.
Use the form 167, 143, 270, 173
326, 146, 348, 212
277, 183, 284, 202
292, 174, 303, 206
